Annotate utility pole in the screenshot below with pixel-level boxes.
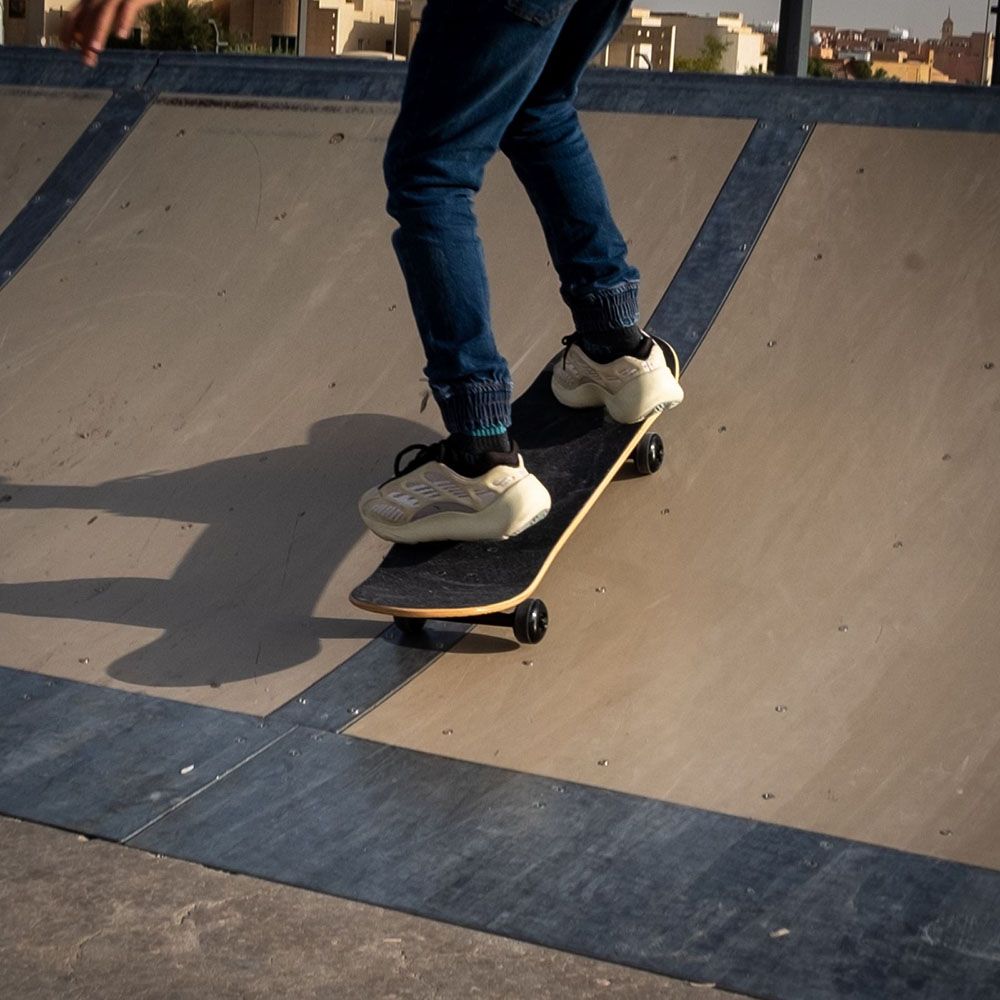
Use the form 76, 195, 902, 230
775, 0, 813, 77
991, 3, 1000, 86
296, 0, 309, 57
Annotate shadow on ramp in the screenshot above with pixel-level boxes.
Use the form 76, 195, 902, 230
0, 413, 430, 688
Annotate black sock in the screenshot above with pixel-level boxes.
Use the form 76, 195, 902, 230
579, 325, 648, 362
452, 430, 511, 454
446, 432, 516, 476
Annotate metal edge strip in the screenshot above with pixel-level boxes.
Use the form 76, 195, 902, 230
0, 83, 156, 292
268, 621, 470, 733
648, 118, 812, 369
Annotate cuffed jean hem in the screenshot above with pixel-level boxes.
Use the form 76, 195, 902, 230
564, 281, 641, 334
432, 379, 513, 437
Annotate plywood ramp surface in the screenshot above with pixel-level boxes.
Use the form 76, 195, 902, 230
0, 87, 108, 231
351, 124, 1000, 871
0, 97, 750, 715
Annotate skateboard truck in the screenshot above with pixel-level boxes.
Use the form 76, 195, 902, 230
394, 598, 550, 645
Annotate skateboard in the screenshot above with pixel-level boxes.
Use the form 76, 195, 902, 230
350, 339, 679, 644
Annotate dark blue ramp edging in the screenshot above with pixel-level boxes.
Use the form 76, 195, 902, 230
8, 49, 1000, 132
578, 69, 1000, 132
3, 662, 1000, 1000
648, 119, 811, 369
149, 51, 406, 102
0, 666, 292, 841
0, 84, 155, 291
0, 46, 157, 90
270, 622, 469, 732
127, 728, 1000, 1000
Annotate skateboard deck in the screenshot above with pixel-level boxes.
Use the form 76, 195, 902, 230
350, 340, 678, 642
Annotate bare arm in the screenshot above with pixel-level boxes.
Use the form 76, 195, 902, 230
61, 0, 159, 67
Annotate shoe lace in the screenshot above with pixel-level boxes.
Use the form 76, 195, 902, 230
560, 332, 582, 369
383, 442, 445, 486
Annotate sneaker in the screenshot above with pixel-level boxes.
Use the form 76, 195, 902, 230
551, 333, 684, 424
358, 440, 551, 544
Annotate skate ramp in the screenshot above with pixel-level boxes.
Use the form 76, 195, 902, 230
3, 53, 1000, 1000
0, 88, 751, 715
352, 121, 1000, 871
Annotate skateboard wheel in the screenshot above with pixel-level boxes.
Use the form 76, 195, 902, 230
393, 616, 427, 637
633, 432, 664, 476
514, 599, 548, 645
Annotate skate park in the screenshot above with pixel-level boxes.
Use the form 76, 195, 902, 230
2, 41, 1000, 999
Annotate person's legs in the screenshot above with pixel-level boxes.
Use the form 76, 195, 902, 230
499, 1, 685, 421
384, 0, 582, 445
499, 0, 642, 353
364, 0, 679, 543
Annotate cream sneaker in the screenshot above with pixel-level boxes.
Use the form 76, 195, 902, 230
551, 333, 683, 424
359, 440, 551, 544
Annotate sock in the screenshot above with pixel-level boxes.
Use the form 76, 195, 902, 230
446, 428, 516, 477
579, 324, 648, 363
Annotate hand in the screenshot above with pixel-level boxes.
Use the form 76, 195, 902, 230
60, 0, 158, 67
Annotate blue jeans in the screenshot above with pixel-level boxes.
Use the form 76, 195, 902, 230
384, 0, 639, 437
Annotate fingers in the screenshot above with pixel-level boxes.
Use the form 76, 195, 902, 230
59, 0, 129, 67
85, 0, 122, 65
112, 0, 144, 40
59, 4, 83, 53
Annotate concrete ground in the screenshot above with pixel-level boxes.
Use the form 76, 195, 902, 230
0, 817, 736, 1000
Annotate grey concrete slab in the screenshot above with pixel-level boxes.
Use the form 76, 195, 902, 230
1, 816, 731, 1000
0, 87, 107, 232
351, 123, 1000, 871
129, 728, 1000, 1000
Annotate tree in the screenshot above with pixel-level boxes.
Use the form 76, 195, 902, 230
674, 35, 729, 74
873, 67, 890, 80
808, 57, 833, 78
144, 0, 214, 52
850, 58, 873, 80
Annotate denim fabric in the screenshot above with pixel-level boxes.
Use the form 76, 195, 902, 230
384, 0, 639, 435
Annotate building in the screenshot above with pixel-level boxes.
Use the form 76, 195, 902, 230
0, 0, 413, 58
229, 0, 409, 58
3, 0, 48, 47
599, 9, 768, 75
872, 50, 954, 84
597, 7, 677, 71
918, 10, 993, 85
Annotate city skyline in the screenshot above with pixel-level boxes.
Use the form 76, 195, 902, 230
716, 1, 993, 39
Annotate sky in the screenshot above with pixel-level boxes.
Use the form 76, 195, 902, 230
703, 1, 994, 39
